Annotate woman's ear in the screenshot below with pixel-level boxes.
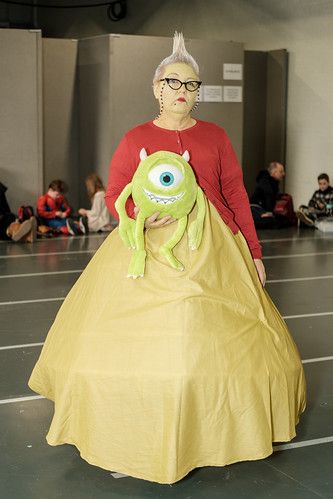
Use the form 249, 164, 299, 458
152, 81, 160, 100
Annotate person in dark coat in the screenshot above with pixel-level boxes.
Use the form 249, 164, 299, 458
250, 162, 289, 229
0, 181, 16, 239
0, 181, 36, 242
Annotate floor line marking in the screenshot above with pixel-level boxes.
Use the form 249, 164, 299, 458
2, 250, 332, 261
267, 275, 333, 283
0, 270, 331, 282
0, 297, 332, 321
0, 250, 95, 259
263, 251, 333, 259
0, 395, 45, 405
0, 270, 83, 279
0, 340, 332, 368
1, 272, 331, 282
260, 236, 331, 243
274, 436, 333, 451
283, 311, 333, 319
0, 396, 332, 454
0, 342, 44, 351
0, 297, 65, 306
0, 233, 108, 244
302, 356, 333, 364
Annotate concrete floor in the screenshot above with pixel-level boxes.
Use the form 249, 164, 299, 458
0, 227, 332, 499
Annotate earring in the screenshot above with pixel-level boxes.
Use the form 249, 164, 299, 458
191, 89, 200, 113
156, 81, 165, 119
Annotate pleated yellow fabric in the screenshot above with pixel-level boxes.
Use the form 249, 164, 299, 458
28, 198, 306, 484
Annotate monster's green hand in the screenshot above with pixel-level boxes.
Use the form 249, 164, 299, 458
188, 187, 205, 250
115, 183, 136, 249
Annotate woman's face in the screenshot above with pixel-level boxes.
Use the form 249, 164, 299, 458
153, 63, 199, 117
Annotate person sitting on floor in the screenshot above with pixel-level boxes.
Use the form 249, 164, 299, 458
78, 173, 114, 233
250, 162, 293, 229
296, 173, 333, 227
37, 179, 84, 236
0, 181, 36, 242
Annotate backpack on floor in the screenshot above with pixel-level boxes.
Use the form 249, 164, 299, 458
274, 194, 297, 225
18, 205, 34, 222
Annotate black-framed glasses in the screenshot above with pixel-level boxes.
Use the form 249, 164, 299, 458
160, 78, 202, 92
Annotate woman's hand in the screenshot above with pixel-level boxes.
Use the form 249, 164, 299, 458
254, 258, 266, 286
134, 207, 176, 229
78, 208, 87, 216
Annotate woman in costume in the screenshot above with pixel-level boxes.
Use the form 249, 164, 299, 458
29, 33, 306, 484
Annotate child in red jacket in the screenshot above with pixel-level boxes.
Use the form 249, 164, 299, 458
37, 179, 83, 235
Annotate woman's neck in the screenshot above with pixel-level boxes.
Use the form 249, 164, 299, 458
153, 113, 196, 131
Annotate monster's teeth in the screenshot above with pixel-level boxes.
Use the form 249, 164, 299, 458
143, 188, 184, 204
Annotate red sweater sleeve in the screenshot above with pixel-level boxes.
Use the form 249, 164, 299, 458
105, 135, 137, 220
220, 136, 262, 260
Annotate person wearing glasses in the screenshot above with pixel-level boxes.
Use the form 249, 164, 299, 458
29, 33, 306, 484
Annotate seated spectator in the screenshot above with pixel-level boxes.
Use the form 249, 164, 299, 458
250, 162, 294, 229
296, 173, 333, 227
78, 174, 113, 233
0, 181, 36, 242
37, 179, 84, 235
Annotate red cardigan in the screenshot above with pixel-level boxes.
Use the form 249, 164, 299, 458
105, 120, 262, 259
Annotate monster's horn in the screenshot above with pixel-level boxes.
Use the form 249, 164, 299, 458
182, 150, 190, 162
139, 148, 148, 161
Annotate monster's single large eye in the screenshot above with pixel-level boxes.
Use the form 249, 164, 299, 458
148, 164, 184, 189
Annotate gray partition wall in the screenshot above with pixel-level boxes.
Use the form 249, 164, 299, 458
78, 35, 111, 207
42, 38, 79, 208
78, 34, 244, 206
0, 29, 43, 212
1, 31, 244, 212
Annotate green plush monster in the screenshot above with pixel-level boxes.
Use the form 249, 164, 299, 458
115, 148, 205, 278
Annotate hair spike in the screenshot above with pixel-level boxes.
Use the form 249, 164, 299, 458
153, 32, 199, 83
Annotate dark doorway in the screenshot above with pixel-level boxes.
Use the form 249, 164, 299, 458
242, 49, 288, 196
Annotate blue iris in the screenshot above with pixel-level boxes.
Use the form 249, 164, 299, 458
160, 172, 174, 187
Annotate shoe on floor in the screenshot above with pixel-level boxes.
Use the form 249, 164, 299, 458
79, 216, 89, 235
25, 216, 37, 243
66, 218, 79, 236
296, 210, 315, 227
9, 219, 33, 242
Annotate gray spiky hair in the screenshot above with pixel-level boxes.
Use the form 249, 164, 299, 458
153, 32, 199, 83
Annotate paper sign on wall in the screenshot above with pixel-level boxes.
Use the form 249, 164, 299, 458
223, 63, 243, 81
223, 86, 242, 102
203, 85, 223, 102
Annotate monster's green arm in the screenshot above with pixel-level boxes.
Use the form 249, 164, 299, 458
115, 182, 136, 249
127, 212, 146, 278
188, 186, 206, 250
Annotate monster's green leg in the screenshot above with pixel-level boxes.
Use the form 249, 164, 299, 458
115, 183, 136, 249
188, 187, 206, 250
127, 212, 146, 278
160, 216, 187, 271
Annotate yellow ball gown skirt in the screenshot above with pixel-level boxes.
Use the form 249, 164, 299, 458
29, 198, 306, 484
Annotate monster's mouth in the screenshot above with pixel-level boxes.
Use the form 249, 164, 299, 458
143, 188, 184, 205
